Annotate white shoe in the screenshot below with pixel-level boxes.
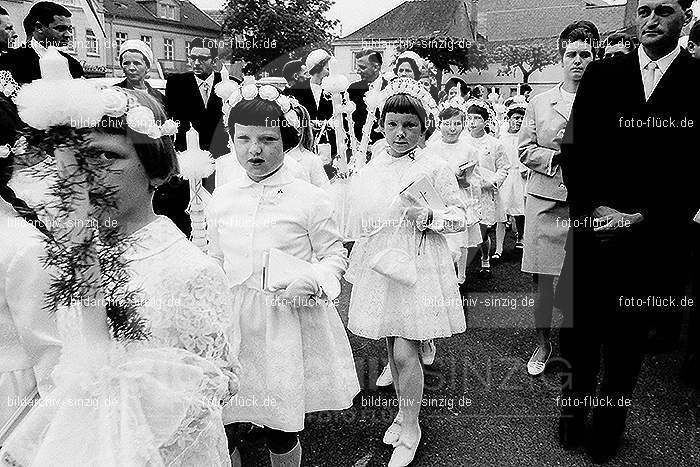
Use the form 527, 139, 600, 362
526, 345, 552, 376
420, 340, 436, 366
376, 363, 393, 387
388, 423, 421, 467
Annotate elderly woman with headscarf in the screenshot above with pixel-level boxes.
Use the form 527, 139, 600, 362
115, 39, 166, 108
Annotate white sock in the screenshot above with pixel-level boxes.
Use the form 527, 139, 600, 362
269, 440, 302, 467
495, 222, 506, 255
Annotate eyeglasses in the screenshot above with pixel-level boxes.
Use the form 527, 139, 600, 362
189, 55, 212, 62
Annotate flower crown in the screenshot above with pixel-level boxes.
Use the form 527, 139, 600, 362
437, 96, 470, 118
217, 76, 301, 129
367, 77, 438, 118
15, 80, 178, 139
465, 98, 497, 121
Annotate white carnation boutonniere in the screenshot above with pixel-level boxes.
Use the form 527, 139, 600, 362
0, 144, 11, 159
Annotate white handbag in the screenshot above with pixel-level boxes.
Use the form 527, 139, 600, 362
368, 210, 418, 286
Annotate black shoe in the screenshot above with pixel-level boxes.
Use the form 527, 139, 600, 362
558, 415, 584, 450
587, 438, 621, 465
479, 267, 492, 279
681, 353, 700, 389
587, 412, 625, 464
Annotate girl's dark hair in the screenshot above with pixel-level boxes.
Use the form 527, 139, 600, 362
394, 57, 420, 80
467, 104, 489, 121
228, 97, 300, 151
293, 103, 314, 152
379, 94, 428, 132
507, 107, 526, 118
558, 20, 600, 57
438, 106, 464, 121
97, 88, 177, 189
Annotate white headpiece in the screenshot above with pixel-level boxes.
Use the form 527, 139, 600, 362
217, 76, 301, 129
372, 77, 438, 118
305, 49, 331, 72
118, 39, 155, 68
437, 96, 469, 117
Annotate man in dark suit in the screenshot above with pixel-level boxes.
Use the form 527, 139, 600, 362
556, 0, 699, 462
160, 37, 234, 236
347, 49, 388, 150
0, 6, 18, 56
0, 2, 83, 83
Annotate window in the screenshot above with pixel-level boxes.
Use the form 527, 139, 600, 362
86, 29, 99, 56
164, 38, 174, 60
115, 32, 128, 61
161, 3, 177, 20
141, 35, 152, 49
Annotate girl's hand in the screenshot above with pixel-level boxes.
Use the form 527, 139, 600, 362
280, 274, 320, 306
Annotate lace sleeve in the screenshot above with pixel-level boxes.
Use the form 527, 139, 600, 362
172, 264, 240, 375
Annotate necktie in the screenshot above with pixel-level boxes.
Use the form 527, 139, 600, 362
200, 81, 209, 106
643, 61, 658, 101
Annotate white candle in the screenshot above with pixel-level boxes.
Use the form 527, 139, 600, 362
40, 47, 71, 80
186, 127, 200, 151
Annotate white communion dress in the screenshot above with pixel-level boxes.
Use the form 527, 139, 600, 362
0, 216, 238, 466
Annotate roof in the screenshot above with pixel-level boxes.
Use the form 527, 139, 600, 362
338, 0, 476, 42
103, 0, 221, 34
481, 1, 627, 42
202, 9, 225, 27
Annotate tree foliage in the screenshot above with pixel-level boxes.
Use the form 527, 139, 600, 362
489, 39, 559, 83
221, 0, 339, 76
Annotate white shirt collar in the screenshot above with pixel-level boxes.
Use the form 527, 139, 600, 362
30, 38, 48, 58
235, 164, 295, 188
195, 72, 215, 88
370, 75, 383, 91
638, 44, 681, 76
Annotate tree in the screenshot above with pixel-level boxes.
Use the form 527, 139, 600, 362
396, 36, 490, 91
489, 39, 559, 83
221, 0, 339, 76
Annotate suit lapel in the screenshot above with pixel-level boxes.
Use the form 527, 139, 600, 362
647, 51, 688, 106
188, 73, 205, 112
205, 72, 222, 113
549, 85, 569, 123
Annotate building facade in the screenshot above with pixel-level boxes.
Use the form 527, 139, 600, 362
1, 0, 223, 77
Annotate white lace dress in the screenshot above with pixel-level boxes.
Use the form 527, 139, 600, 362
465, 133, 510, 226
497, 131, 526, 216
207, 167, 359, 432
345, 148, 468, 340
0, 216, 238, 466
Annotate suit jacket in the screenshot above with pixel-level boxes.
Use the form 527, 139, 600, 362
347, 77, 388, 144
557, 48, 700, 310
518, 84, 569, 202
165, 72, 229, 157
114, 79, 166, 111
0, 45, 83, 84
285, 79, 338, 155
0, 94, 20, 146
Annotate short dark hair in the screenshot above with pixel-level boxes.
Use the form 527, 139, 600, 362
0, 6, 9, 16
690, 20, 700, 45
678, 0, 694, 9
228, 98, 299, 151
467, 104, 489, 121
558, 20, 600, 57
379, 94, 428, 132
520, 84, 532, 94
355, 49, 383, 67
507, 107, 526, 118
445, 77, 468, 97
282, 59, 303, 81
394, 57, 421, 79
438, 106, 464, 121
190, 37, 218, 58
24, 1, 71, 37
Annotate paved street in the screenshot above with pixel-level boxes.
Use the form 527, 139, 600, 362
238, 235, 700, 466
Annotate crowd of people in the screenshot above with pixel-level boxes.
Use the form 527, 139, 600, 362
0, 0, 699, 466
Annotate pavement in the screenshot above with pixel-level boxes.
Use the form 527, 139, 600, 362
238, 233, 700, 466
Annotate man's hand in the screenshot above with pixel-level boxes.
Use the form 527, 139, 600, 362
593, 205, 644, 241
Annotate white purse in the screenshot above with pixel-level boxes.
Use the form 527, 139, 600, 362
368, 210, 418, 287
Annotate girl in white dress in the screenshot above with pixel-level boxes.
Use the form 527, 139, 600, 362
464, 99, 510, 278
494, 101, 528, 258
207, 85, 359, 467
0, 150, 60, 447
346, 78, 467, 467
427, 99, 483, 283
1, 87, 238, 466
285, 103, 331, 190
